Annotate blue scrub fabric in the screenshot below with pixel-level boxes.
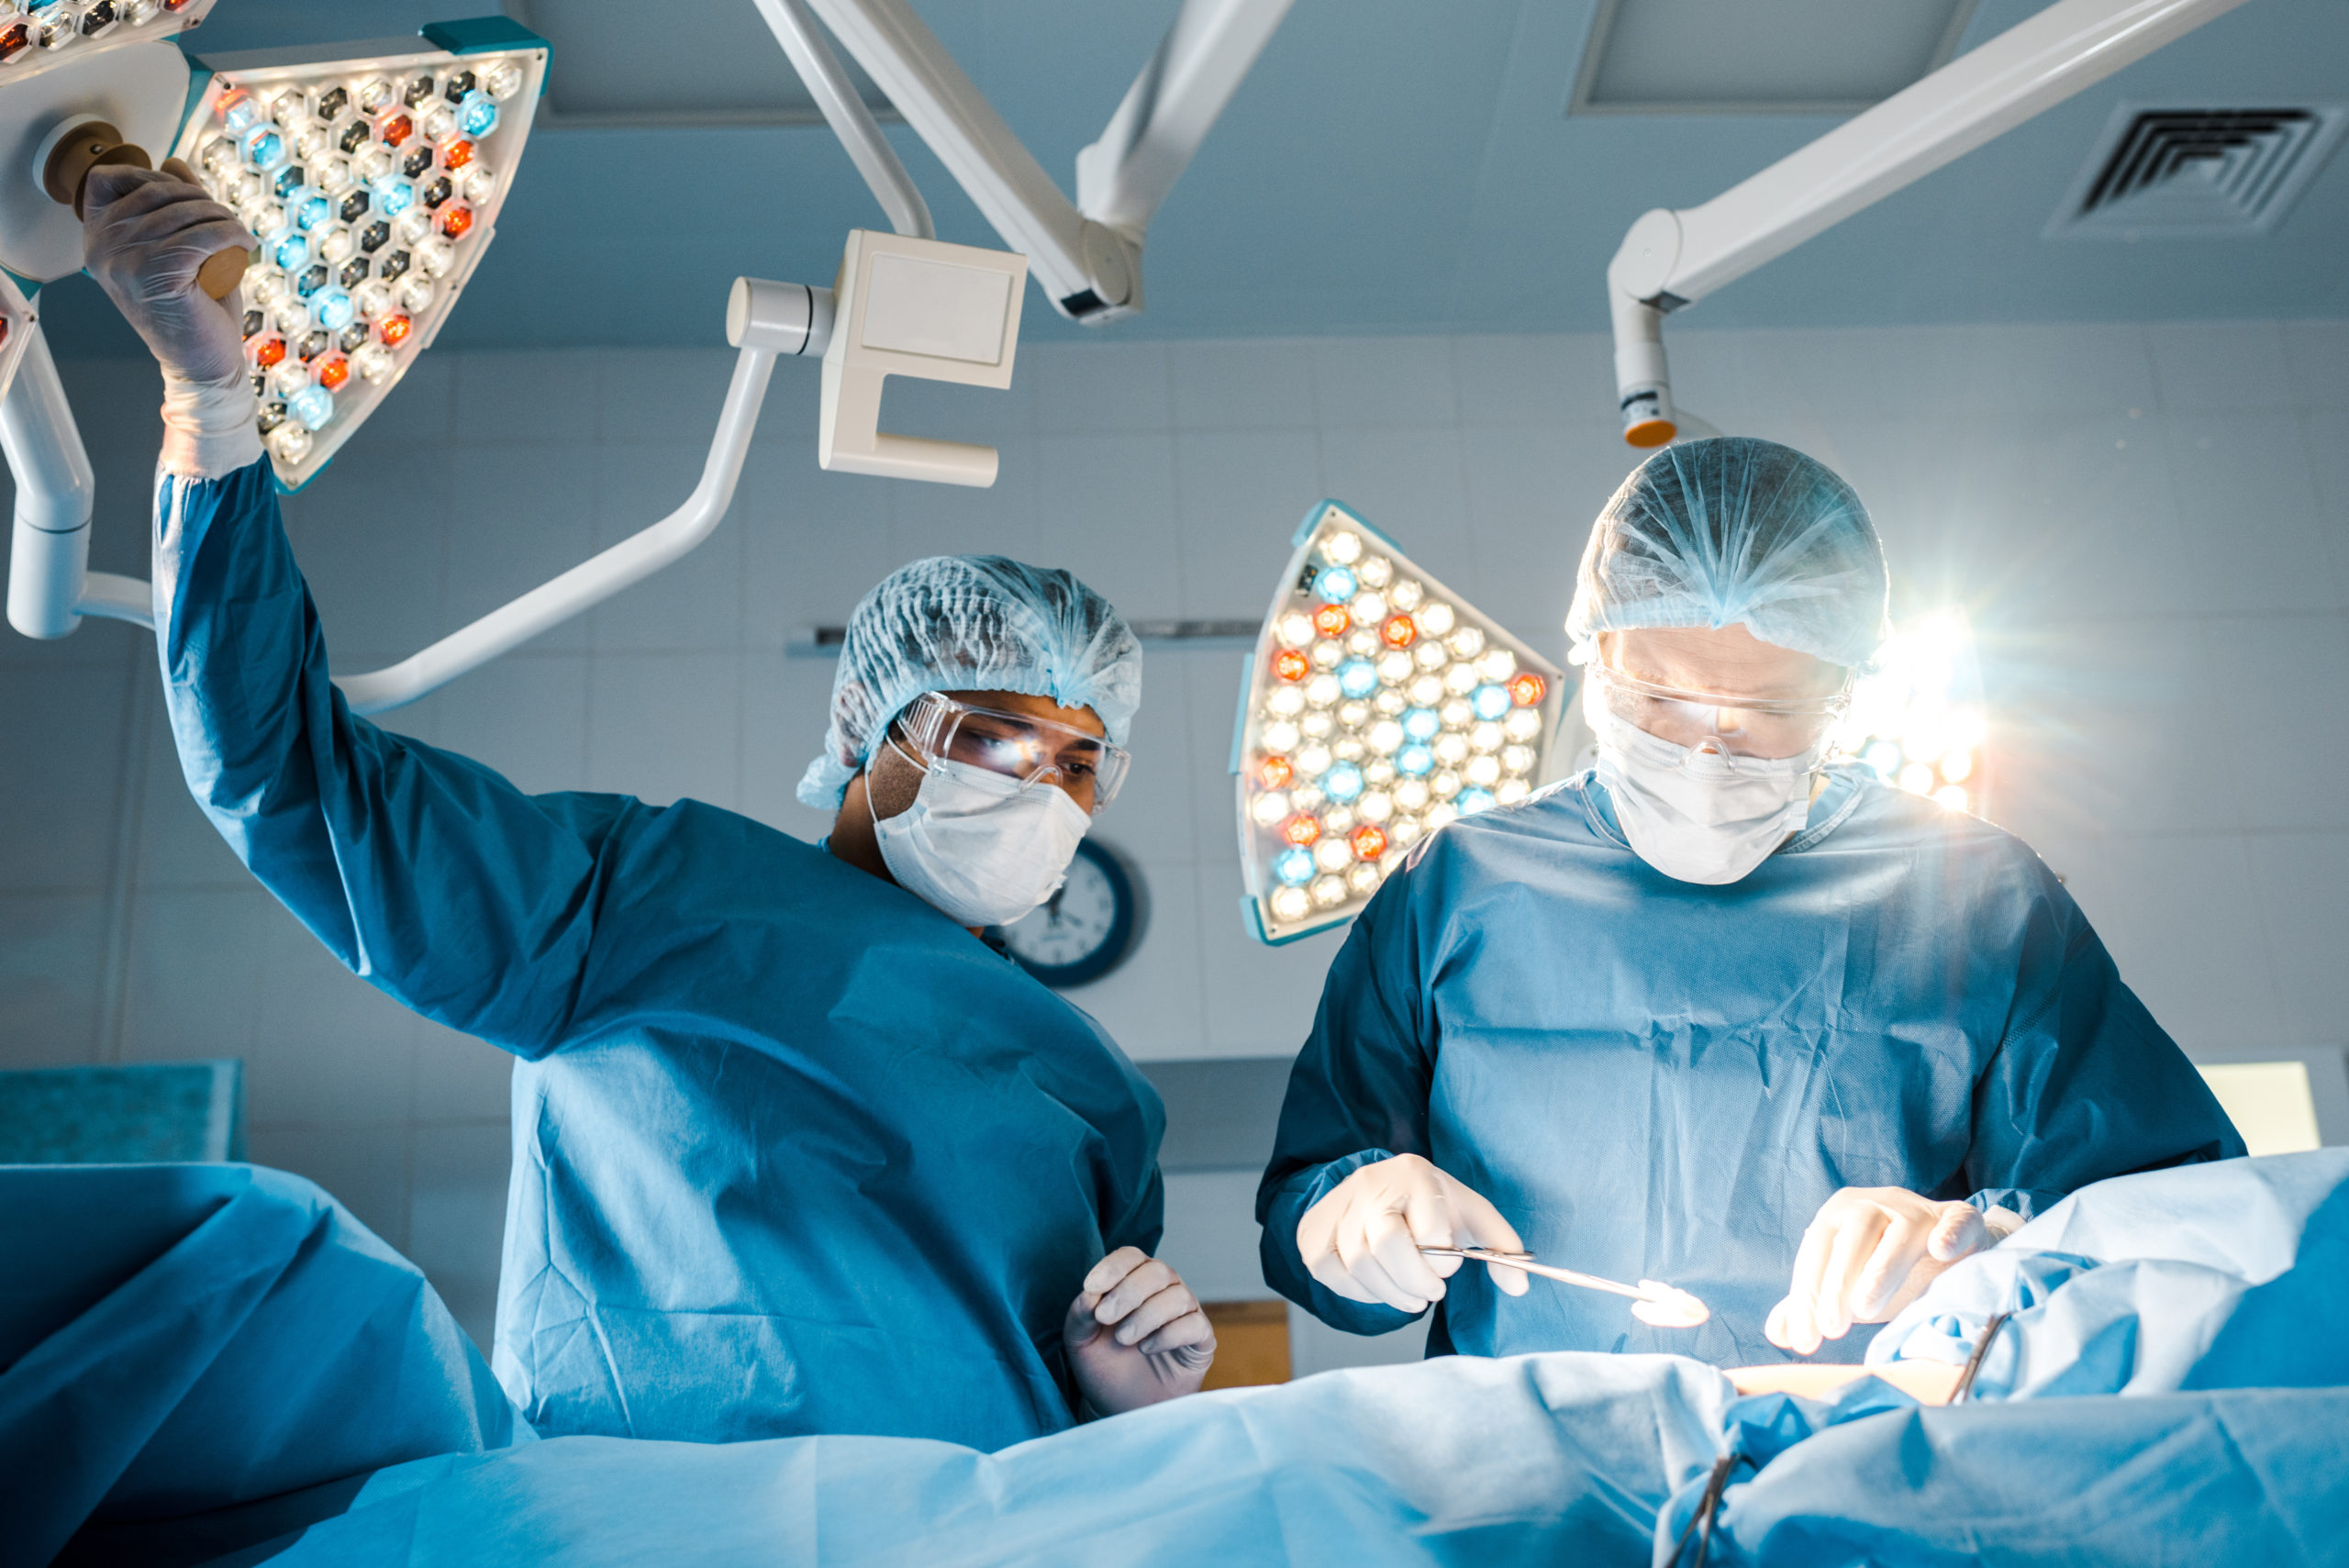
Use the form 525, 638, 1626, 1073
150, 461, 1165, 1449
22, 1158, 2349, 1568
0, 1163, 519, 1568
1259, 767, 2243, 1366
1868, 1148, 2349, 1397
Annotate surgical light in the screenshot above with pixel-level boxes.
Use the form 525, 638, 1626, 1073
171, 18, 548, 491
0, 270, 32, 406
1237, 501, 1566, 945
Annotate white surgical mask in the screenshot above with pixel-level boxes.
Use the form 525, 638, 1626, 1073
872, 745, 1090, 927
1590, 706, 1824, 885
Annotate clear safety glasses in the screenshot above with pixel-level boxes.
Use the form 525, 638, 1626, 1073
891, 692, 1131, 813
1588, 662, 1850, 761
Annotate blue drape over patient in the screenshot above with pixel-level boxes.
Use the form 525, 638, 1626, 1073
1258, 766, 2241, 1364
149, 461, 1164, 1449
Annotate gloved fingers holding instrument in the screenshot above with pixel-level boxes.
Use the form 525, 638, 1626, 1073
1063, 1246, 1216, 1415
82, 161, 252, 388
1765, 1185, 2009, 1355
1297, 1153, 1530, 1313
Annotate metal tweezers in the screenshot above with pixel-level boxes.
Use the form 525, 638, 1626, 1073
1419, 1244, 1703, 1317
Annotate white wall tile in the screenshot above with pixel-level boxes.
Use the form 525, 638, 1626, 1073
0, 662, 133, 892
1310, 339, 1459, 428
2282, 320, 2349, 410
586, 651, 742, 809
1156, 1169, 1268, 1302
2164, 413, 2338, 614
1033, 432, 1184, 622
2207, 615, 2349, 830
351, 354, 455, 449
2245, 832, 2349, 1041
1178, 647, 1251, 873
596, 348, 738, 446
1063, 861, 1207, 1062
433, 441, 600, 654
117, 886, 279, 1064
411, 1017, 514, 1125
1317, 427, 1478, 595
287, 449, 451, 666
1172, 428, 1322, 618
1194, 860, 1345, 1059
246, 1120, 411, 1252
736, 651, 841, 840
1168, 339, 1317, 431
248, 919, 417, 1127
1026, 341, 1173, 434
406, 1120, 511, 1352
451, 349, 599, 445
0, 893, 108, 1067
889, 434, 1042, 565
2146, 320, 2295, 414
1103, 642, 1200, 867
1971, 323, 2158, 418
2064, 832, 2283, 1051
1450, 334, 1609, 430
737, 439, 897, 646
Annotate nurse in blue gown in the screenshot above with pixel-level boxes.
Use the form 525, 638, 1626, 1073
1259, 436, 2243, 1367
82, 162, 1212, 1449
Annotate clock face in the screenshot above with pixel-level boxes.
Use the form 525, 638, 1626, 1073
998, 840, 1136, 987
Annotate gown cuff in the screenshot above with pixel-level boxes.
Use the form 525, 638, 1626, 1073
161, 372, 264, 479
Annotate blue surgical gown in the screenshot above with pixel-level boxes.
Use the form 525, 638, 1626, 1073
1258, 767, 2243, 1365
152, 460, 1165, 1449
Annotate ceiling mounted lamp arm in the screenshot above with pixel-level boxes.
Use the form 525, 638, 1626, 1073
1074, 0, 1297, 244
800, 0, 1289, 324
751, 0, 932, 240
1604, 0, 2257, 448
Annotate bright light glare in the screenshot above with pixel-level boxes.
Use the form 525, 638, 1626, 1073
1833, 609, 1987, 817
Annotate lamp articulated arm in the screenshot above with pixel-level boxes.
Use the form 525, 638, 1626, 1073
1605, 0, 2257, 447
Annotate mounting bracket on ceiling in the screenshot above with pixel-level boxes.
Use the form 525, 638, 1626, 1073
1602, 0, 2258, 448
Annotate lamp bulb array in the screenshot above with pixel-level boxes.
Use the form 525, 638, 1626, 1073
1239, 504, 1564, 943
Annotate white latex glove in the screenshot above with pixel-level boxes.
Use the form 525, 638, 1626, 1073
83, 161, 262, 478
1765, 1187, 1998, 1356
1063, 1247, 1215, 1416
82, 161, 251, 387
1297, 1153, 1531, 1313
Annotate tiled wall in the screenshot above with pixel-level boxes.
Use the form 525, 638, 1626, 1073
4, 319, 2345, 1354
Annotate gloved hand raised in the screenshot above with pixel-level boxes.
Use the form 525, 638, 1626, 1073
82, 161, 252, 389
1063, 1247, 1215, 1416
1765, 1186, 2005, 1356
1297, 1152, 1530, 1313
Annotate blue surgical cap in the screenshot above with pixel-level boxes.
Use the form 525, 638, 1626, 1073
797, 555, 1143, 809
1567, 436, 1889, 670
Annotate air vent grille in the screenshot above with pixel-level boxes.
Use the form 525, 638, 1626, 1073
2051, 103, 2346, 239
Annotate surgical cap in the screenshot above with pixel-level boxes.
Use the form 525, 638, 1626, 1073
796, 555, 1143, 809
1566, 437, 1889, 670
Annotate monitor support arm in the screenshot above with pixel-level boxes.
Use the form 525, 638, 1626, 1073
1605, 0, 2256, 447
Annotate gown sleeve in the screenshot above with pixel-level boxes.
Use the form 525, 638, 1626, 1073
1254, 870, 1439, 1335
1961, 886, 2245, 1221
154, 458, 629, 1060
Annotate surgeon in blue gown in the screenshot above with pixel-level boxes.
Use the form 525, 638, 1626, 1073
82, 163, 1213, 1450
1259, 436, 2243, 1368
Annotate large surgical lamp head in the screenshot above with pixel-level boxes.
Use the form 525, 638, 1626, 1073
0, 11, 547, 493
170, 19, 548, 490
1234, 502, 1566, 944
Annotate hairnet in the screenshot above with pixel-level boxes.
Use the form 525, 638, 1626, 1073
796, 555, 1143, 809
1566, 437, 1888, 670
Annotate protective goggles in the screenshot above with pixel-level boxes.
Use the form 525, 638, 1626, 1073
890, 691, 1130, 813
1587, 662, 1850, 761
